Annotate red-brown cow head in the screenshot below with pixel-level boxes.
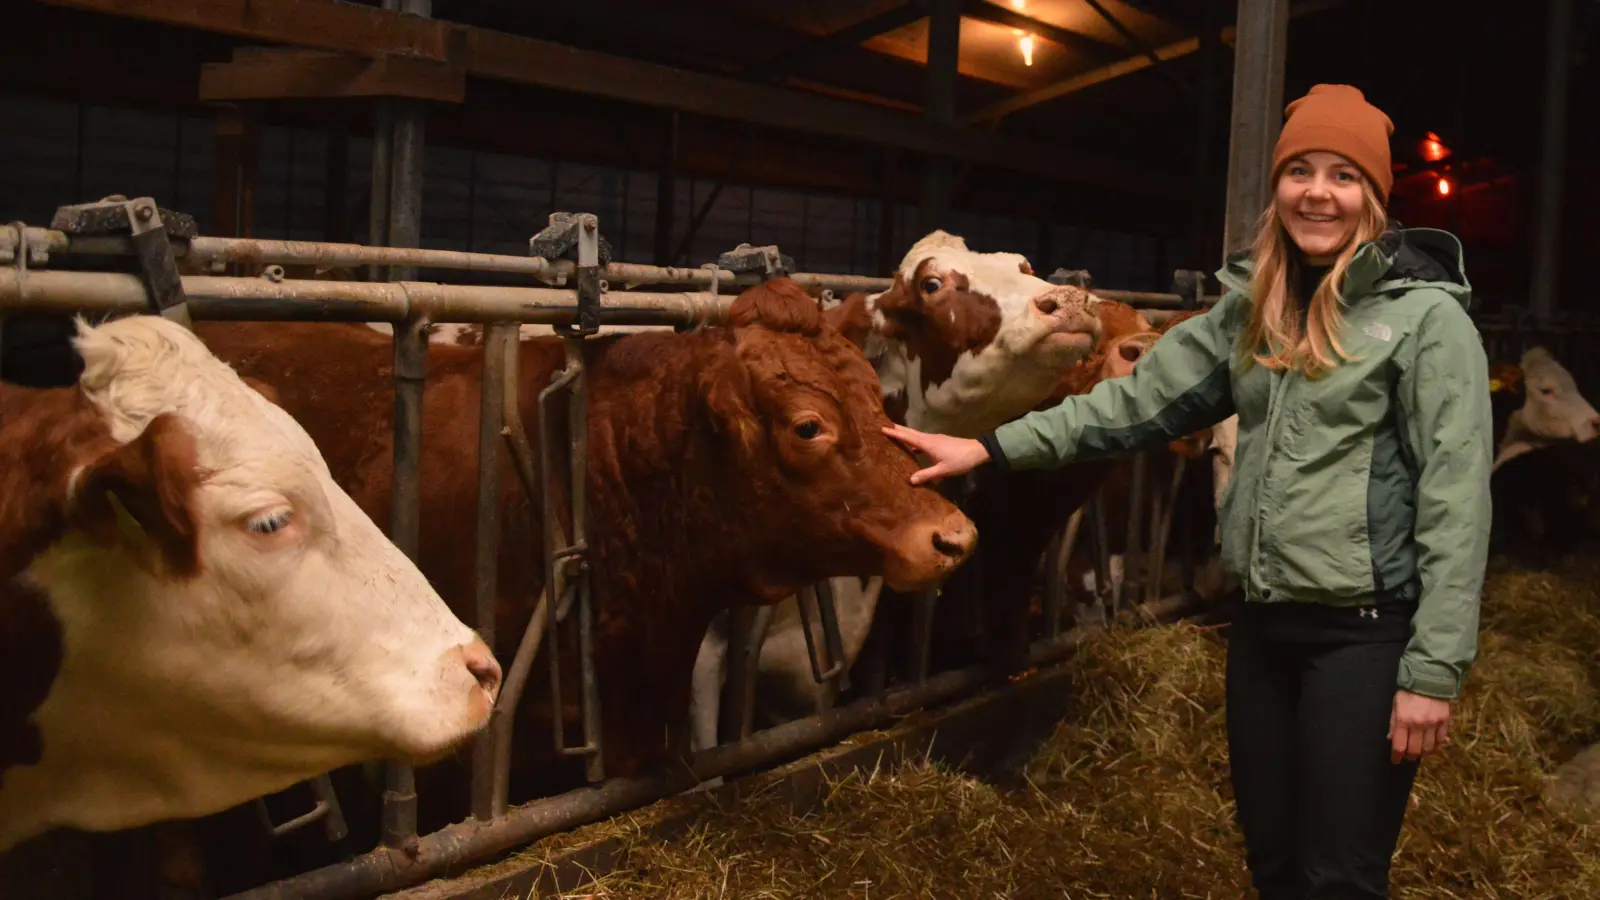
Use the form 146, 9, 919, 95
697, 279, 977, 595
827, 231, 1103, 438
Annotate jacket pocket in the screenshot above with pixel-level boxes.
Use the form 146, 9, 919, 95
1263, 437, 1375, 600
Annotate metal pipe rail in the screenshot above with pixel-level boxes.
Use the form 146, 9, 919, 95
0, 226, 894, 296
0, 268, 736, 328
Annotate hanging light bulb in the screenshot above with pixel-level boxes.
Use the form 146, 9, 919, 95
1010, 0, 1026, 9
1019, 34, 1035, 65
1436, 175, 1453, 197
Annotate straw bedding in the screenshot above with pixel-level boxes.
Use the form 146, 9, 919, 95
509, 555, 1600, 899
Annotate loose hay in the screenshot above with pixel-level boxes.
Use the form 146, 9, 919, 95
507, 556, 1600, 899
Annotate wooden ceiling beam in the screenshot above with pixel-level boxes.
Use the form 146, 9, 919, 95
35, 0, 1190, 197
959, 0, 1125, 65
199, 48, 466, 103
965, 0, 1345, 124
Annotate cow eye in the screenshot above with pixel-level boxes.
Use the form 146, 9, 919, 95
919, 277, 942, 294
247, 509, 294, 535
793, 420, 822, 440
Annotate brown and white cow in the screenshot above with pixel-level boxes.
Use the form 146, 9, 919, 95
1485, 346, 1600, 563
688, 233, 1105, 749
0, 315, 501, 853
1492, 346, 1600, 471
192, 278, 975, 839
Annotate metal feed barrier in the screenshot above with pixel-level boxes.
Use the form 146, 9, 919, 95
0, 199, 1224, 900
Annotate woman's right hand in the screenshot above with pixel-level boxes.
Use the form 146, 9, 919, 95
882, 424, 992, 485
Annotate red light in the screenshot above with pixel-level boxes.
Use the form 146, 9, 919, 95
1436, 176, 1453, 197
1420, 131, 1450, 162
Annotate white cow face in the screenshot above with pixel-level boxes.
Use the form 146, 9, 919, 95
863, 230, 1102, 438
0, 315, 499, 848
1511, 346, 1600, 445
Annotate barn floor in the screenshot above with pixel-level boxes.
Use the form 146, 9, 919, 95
456, 551, 1600, 900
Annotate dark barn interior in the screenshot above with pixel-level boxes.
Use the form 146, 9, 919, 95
3, 2, 1600, 899
1, 0, 1595, 311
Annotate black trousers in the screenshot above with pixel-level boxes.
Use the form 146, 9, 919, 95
1225, 607, 1421, 900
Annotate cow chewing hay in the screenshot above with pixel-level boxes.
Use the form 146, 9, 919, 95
486, 556, 1600, 900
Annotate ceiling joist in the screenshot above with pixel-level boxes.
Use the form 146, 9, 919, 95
32, 0, 1189, 196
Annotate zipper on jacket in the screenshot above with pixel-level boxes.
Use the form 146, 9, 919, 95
1249, 367, 1296, 600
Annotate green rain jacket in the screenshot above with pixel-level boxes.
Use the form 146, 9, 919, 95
982, 228, 1492, 700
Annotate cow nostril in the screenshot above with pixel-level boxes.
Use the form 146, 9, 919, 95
932, 530, 967, 558
464, 644, 503, 695
1035, 296, 1059, 315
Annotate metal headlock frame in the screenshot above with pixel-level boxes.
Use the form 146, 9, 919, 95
0, 200, 1223, 900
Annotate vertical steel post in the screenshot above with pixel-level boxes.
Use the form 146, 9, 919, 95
469, 323, 511, 821
1531, 0, 1572, 322
1220, 0, 1290, 260
380, 0, 431, 850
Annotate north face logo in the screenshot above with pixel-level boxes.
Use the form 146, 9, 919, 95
1363, 322, 1393, 342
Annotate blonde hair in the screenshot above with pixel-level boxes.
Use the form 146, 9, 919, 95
1238, 172, 1389, 379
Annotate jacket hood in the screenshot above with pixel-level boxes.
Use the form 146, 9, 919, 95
1215, 226, 1473, 311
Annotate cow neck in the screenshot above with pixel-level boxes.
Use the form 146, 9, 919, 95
0, 385, 108, 792
578, 330, 762, 613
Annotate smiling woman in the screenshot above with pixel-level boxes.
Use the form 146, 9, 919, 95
885, 83, 1493, 900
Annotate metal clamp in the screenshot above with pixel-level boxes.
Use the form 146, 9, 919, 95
717, 243, 793, 281
50, 195, 196, 329
1170, 269, 1207, 310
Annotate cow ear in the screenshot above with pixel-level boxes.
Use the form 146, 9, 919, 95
823, 293, 875, 351
68, 413, 203, 578
699, 351, 761, 456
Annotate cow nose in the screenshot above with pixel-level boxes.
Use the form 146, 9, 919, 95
1033, 294, 1059, 315
462, 638, 503, 699
931, 514, 977, 562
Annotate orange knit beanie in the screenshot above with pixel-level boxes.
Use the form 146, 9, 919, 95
1272, 84, 1395, 203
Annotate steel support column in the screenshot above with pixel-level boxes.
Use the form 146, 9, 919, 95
918, 0, 961, 237
1530, 0, 1572, 321
1220, 0, 1289, 260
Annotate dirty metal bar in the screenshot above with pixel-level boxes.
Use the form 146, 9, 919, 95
719, 605, 772, 744
1121, 452, 1147, 610
489, 329, 550, 818
1089, 492, 1113, 615
795, 581, 847, 686
382, 314, 429, 850
0, 227, 895, 296
224, 596, 1198, 900
0, 268, 736, 327
566, 220, 605, 784
469, 322, 513, 821
1147, 455, 1188, 604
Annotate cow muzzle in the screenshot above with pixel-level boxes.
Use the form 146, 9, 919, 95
882, 508, 978, 592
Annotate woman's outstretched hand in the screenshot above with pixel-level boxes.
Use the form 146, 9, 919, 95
882, 424, 992, 485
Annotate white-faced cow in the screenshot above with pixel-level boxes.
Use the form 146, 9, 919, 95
0, 315, 501, 853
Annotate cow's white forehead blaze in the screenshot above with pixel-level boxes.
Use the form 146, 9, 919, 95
0, 315, 496, 848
